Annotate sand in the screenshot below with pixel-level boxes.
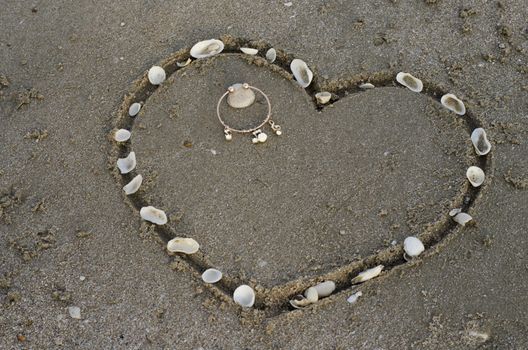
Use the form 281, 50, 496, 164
1, 1, 527, 349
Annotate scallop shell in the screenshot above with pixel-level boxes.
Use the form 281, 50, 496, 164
227, 83, 256, 109
466, 166, 485, 187
240, 47, 258, 55
351, 265, 384, 284
359, 82, 375, 90
201, 268, 222, 283
167, 237, 199, 254
304, 287, 319, 303
396, 72, 423, 93
441, 93, 466, 115
453, 212, 473, 226
403, 236, 425, 258
471, 128, 491, 156
289, 295, 311, 309
128, 102, 141, 117
315, 91, 331, 105
313, 281, 336, 298
290, 59, 313, 88
177, 58, 192, 67
148, 66, 166, 85
114, 129, 131, 142
123, 174, 142, 195
140, 206, 167, 225
233, 285, 255, 308
190, 39, 224, 59
117, 152, 136, 174
265, 48, 276, 63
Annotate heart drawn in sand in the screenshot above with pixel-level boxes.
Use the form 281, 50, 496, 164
111, 37, 489, 318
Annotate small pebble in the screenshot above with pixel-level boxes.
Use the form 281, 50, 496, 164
68, 306, 81, 319
79, 276, 86, 281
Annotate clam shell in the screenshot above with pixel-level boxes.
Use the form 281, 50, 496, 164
117, 152, 136, 174
466, 166, 485, 187
226, 83, 256, 109
114, 129, 131, 142
190, 39, 224, 59
201, 268, 222, 284
453, 212, 473, 226
128, 102, 141, 117
396, 72, 423, 93
289, 295, 311, 309
123, 174, 142, 195
148, 66, 166, 85
315, 91, 331, 105
290, 59, 313, 88
240, 47, 258, 55
347, 291, 363, 304
265, 48, 276, 63
140, 206, 167, 225
403, 236, 425, 258
304, 287, 319, 303
351, 265, 384, 284
359, 82, 375, 90
441, 93, 466, 115
167, 237, 199, 254
313, 281, 336, 298
233, 285, 255, 308
471, 128, 491, 156
177, 58, 192, 67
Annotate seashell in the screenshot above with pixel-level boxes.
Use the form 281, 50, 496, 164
471, 128, 491, 156
233, 285, 255, 308
240, 47, 258, 55
167, 237, 199, 254
140, 206, 167, 225
315, 91, 331, 104
351, 265, 384, 284
313, 281, 336, 298
347, 291, 363, 304
453, 212, 473, 226
441, 93, 466, 115
128, 102, 141, 117
177, 58, 191, 67
148, 66, 166, 85
265, 48, 276, 63
68, 306, 81, 319
123, 174, 142, 195
117, 152, 136, 174
304, 287, 319, 303
466, 166, 485, 187
449, 208, 462, 217
190, 39, 224, 59
290, 59, 313, 88
201, 268, 222, 284
403, 236, 425, 258
289, 294, 311, 309
396, 72, 423, 93
114, 129, 131, 142
227, 83, 255, 109
359, 82, 375, 90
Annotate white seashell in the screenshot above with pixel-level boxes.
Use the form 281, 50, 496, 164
240, 47, 258, 55
177, 58, 192, 67
123, 174, 142, 195
140, 206, 167, 225
289, 295, 312, 309
68, 306, 81, 319
190, 39, 224, 59
351, 265, 384, 284
128, 102, 141, 117
167, 237, 199, 254
471, 128, 491, 156
148, 66, 166, 85
227, 83, 255, 108
117, 152, 136, 174
359, 83, 375, 90
441, 93, 466, 115
114, 129, 131, 142
315, 91, 331, 104
304, 287, 319, 303
233, 285, 255, 308
313, 281, 336, 298
396, 72, 423, 93
290, 59, 313, 88
449, 208, 462, 217
453, 212, 473, 226
466, 166, 485, 187
403, 236, 425, 258
201, 268, 222, 284
347, 291, 363, 304
265, 48, 276, 63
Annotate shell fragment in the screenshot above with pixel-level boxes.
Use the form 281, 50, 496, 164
396, 72, 423, 93
351, 265, 384, 284
190, 39, 224, 59
471, 128, 491, 156
233, 285, 255, 308
117, 152, 136, 174
290, 59, 313, 88
466, 166, 485, 187
140, 206, 167, 225
441, 93, 466, 115
201, 268, 222, 283
123, 174, 142, 195
403, 236, 425, 258
167, 237, 199, 254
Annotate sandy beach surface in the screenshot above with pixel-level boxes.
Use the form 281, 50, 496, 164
1, 1, 527, 349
